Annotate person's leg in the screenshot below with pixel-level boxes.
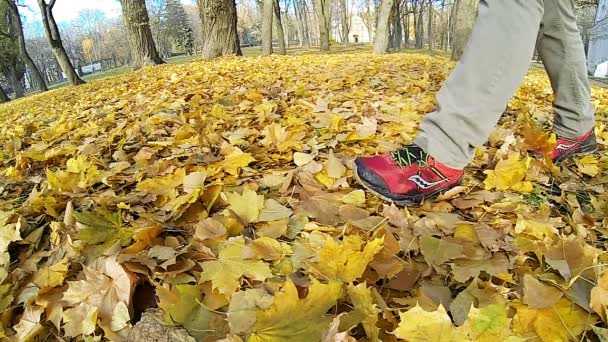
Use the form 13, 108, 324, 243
414, 0, 544, 169
538, 0, 595, 138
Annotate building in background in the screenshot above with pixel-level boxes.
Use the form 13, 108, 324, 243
333, 14, 371, 44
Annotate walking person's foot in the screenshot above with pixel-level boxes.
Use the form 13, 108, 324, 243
353, 145, 464, 206
534, 130, 597, 163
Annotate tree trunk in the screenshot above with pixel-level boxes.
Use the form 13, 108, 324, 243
415, 0, 424, 48
427, 0, 433, 50
315, 0, 331, 51
6, 65, 24, 98
38, 0, 85, 86
404, 8, 410, 48
373, 0, 395, 54
262, 0, 274, 55
4, 0, 47, 92
366, 1, 374, 42
197, 0, 242, 58
451, 0, 477, 61
0, 86, 10, 103
340, 0, 349, 44
273, 0, 287, 54
391, 0, 402, 50
119, 0, 164, 69
302, 0, 312, 46
293, 0, 305, 46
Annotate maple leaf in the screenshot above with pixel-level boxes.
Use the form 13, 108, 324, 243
483, 154, 533, 193
512, 298, 597, 341
200, 236, 273, 296
65, 155, 104, 188
136, 167, 186, 197
344, 283, 380, 341
545, 235, 599, 282
309, 234, 383, 282
294, 152, 316, 166
392, 304, 468, 341
460, 304, 518, 342
62, 255, 134, 339
217, 148, 256, 176
522, 274, 563, 309
419, 236, 464, 266
450, 253, 511, 283
13, 304, 44, 341
258, 199, 293, 222
158, 283, 217, 340
576, 155, 600, 176
33, 258, 69, 289
224, 189, 264, 224
247, 279, 343, 342
242, 237, 285, 261
591, 271, 608, 321
62, 302, 98, 337
227, 288, 274, 334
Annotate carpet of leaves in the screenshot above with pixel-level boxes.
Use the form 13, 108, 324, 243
0, 51, 607, 342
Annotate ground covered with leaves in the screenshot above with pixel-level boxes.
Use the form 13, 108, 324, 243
0, 51, 607, 342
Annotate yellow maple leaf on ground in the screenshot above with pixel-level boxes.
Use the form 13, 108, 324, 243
344, 284, 380, 342
200, 236, 272, 296
309, 234, 383, 283
591, 271, 608, 321
393, 304, 468, 342
247, 279, 342, 342
217, 149, 256, 176
158, 283, 217, 340
136, 168, 186, 197
461, 304, 520, 342
576, 155, 600, 177
512, 298, 597, 341
394, 304, 520, 342
484, 154, 533, 193
224, 189, 264, 224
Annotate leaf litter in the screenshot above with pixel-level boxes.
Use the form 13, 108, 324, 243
0, 52, 607, 341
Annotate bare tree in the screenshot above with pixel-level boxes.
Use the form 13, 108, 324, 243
338, 0, 350, 44
262, 0, 273, 55
119, 0, 164, 70
293, 0, 311, 46
415, 0, 424, 48
273, 0, 286, 54
3, 0, 47, 92
315, 0, 331, 50
37, 0, 85, 86
451, 0, 476, 60
197, 0, 242, 58
374, 0, 395, 54
427, 0, 433, 49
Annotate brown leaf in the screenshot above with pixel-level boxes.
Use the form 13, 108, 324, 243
522, 274, 563, 309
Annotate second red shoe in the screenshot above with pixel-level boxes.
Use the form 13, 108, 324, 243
354, 145, 464, 206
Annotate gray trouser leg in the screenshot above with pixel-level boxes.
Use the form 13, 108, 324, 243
539, 0, 595, 138
414, 0, 593, 169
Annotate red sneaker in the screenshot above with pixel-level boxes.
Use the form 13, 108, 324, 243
354, 145, 464, 206
537, 130, 597, 163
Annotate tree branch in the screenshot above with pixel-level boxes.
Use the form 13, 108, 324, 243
48, 0, 56, 9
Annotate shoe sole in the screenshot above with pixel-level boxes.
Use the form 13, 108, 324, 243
553, 145, 598, 164
352, 162, 461, 207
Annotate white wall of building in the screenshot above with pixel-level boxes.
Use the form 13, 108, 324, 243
333, 14, 372, 44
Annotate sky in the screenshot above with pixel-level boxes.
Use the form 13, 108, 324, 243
22, 0, 193, 24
